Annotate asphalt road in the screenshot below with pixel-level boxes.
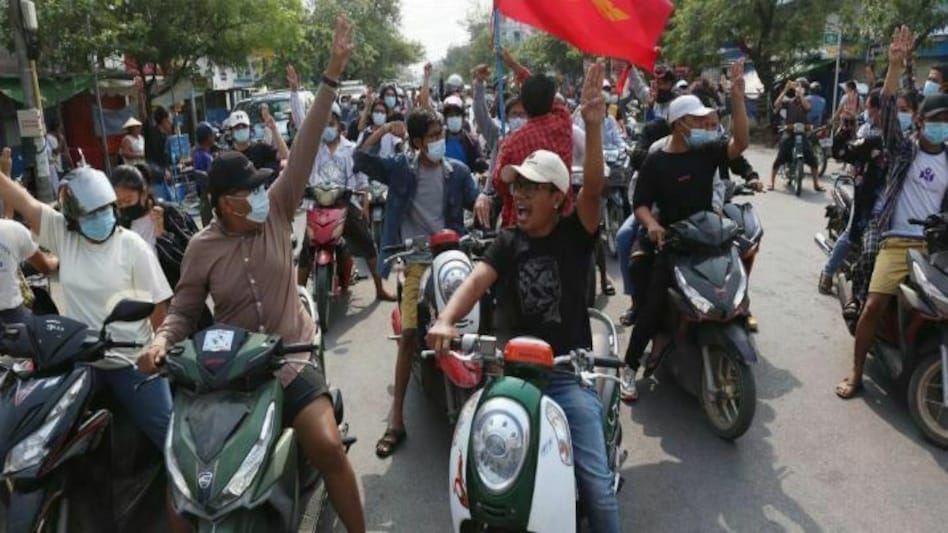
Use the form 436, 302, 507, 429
43, 144, 946, 531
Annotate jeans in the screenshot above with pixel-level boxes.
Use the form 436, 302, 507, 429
96, 367, 172, 451
823, 209, 867, 276
545, 373, 620, 533
616, 215, 638, 297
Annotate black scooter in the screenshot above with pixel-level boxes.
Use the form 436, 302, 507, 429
0, 300, 166, 532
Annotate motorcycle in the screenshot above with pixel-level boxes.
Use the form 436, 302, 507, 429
814, 126, 831, 177
603, 145, 633, 257
367, 181, 388, 253
303, 184, 357, 333
779, 123, 809, 196
814, 175, 859, 323
385, 229, 495, 423
446, 308, 626, 531
159, 323, 354, 531
0, 300, 166, 532
647, 211, 760, 439
19, 261, 59, 316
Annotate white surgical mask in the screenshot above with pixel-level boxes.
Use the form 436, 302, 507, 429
233, 128, 250, 143
426, 139, 446, 162
446, 116, 463, 133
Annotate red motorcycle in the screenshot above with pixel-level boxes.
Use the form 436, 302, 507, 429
304, 184, 356, 333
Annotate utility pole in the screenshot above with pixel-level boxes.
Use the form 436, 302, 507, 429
8, 0, 52, 202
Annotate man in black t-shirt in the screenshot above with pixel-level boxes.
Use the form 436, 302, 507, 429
227, 109, 288, 179
626, 60, 750, 371
426, 64, 621, 533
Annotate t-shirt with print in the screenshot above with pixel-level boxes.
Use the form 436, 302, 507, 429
0, 220, 38, 310
483, 212, 597, 356
886, 148, 948, 238
633, 142, 729, 225
37, 206, 172, 354
401, 163, 445, 241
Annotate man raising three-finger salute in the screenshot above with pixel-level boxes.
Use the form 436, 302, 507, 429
426, 62, 621, 532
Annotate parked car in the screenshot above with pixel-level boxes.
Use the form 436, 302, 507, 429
233, 90, 314, 144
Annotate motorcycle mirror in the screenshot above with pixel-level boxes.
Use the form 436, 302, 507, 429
103, 300, 156, 328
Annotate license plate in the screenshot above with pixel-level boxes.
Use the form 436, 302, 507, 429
372, 208, 383, 222
820, 138, 833, 148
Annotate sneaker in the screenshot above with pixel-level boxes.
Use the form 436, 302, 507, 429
818, 272, 833, 295
747, 314, 759, 332
620, 369, 639, 402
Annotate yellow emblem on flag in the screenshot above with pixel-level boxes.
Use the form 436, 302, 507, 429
592, 0, 629, 22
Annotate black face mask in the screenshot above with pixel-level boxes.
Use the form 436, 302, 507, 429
656, 89, 674, 104
118, 204, 149, 228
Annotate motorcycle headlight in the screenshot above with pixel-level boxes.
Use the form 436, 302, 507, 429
732, 261, 748, 309
912, 262, 948, 315
674, 267, 715, 315
4, 373, 86, 475
221, 401, 275, 502
165, 414, 194, 501
544, 402, 572, 466
439, 265, 469, 304
472, 398, 530, 494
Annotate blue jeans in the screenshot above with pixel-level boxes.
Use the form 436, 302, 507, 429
616, 215, 638, 297
823, 209, 867, 276
96, 367, 172, 451
545, 373, 620, 533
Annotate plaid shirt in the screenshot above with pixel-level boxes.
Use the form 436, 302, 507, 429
491, 100, 574, 227
876, 93, 948, 234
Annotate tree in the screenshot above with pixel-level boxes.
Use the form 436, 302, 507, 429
843, 0, 948, 47
662, 0, 836, 124
438, 6, 494, 82
513, 32, 585, 80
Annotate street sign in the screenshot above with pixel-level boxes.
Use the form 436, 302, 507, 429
16, 108, 44, 138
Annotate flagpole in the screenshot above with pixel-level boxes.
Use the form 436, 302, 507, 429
494, 7, 506, 137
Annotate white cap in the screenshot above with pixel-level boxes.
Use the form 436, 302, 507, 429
443, 95, 464, 110
500, 150, 569, 194
228, 110, 251, 128
674, 79, 689, 90
122, 117, 143, 129
667, 94, 714, 123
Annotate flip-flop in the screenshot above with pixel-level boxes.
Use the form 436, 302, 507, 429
375, 427, 407, 458
603, 282, 616, 296
835, 378, 863, 399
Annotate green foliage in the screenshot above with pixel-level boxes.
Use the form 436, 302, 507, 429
513, 32, 584, 79
843, 0, 948, 45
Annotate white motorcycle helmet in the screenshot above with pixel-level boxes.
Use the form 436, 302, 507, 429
59, 166, 117, 226
446, 73, 464, 95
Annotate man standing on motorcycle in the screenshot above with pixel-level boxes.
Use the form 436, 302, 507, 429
837, 26, 948, 399
626, 60, 750, 374
427, 62, 621, 533
139, 18, 366, 532
288, 66, 395, 302
769, 78, 824, 192
354, 105, 482, 458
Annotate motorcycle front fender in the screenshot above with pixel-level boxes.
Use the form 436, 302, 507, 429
436, 353, 483, 389
315, 249, 334, 267
696, 320, 759, 364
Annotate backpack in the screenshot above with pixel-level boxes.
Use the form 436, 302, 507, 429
154, 201, 199, 289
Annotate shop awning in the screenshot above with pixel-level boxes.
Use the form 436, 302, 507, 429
0, 74, 96, 107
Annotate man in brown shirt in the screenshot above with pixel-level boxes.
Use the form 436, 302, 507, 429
138, 18, 366, 533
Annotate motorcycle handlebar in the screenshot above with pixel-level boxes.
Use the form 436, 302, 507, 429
282, 343, 321, 354
908, 218, 926, 226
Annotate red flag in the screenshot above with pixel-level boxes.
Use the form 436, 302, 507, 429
495, 0, 674, 70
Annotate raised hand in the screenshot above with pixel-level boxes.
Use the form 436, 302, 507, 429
473, 64, 490, 83
424, 62, 433, 79
326, 16, 354, 80
888, 24, 915, 65
287, 64, 300, 91
730, 59, 745, 95
386, 121, 407, 138
261, 105, 276, 129
581, 62, 606, 125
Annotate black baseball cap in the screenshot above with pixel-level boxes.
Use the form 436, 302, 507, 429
207, 152, 273, 204
921, 93, 948, 118
196, 122, 215, 144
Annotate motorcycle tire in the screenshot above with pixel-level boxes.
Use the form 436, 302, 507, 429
907, 352, 948, 449
315, 267, 332, 334
817, 145, 828, 177
699, 346, 756, 440
794, 160, 804, 197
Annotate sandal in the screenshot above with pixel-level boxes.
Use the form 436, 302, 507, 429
619, 308, 636, 327
602, 281, 616, 296
375, 427, 407, 458
815, 185, 826, 192
818, 272, 833, 295
835, 378, 863, 399
843, 299, 861, 322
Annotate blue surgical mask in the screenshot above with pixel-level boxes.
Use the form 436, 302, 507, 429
384, 96, 397, 110
508, 117, 526, 131
923, 122, 948, 145
244, 186, 270, 223
924, 80, 940, 96
687, 128, 717, 148
322, 127, 339, 144
79, 208, 117, 242
897, 112, 914, 132
233, 128, 250, 143
446, 116, 463, 133
426, 139, 446, 162
372, 112, 387, 127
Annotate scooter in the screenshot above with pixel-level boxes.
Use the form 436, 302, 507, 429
159, 323, 355, 531
0, 300, 166, 532
385, 229, 495, 424
367, 181, 388, 253
647, 211, 760, 440
303, 184, 356, 333
446, 309, 626, 532
603, 145, 633, 257
780, 123, 808, 196
814, 175, 859, 324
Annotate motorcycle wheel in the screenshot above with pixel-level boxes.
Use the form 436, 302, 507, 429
794, 160, 804, 197
700, 347, 757, 440
907, 353, 948, 449
817, 145, 828, 177
315, 267, 332, 334
606, 203, 623, 257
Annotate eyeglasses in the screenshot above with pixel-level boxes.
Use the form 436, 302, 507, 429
510, 178, 552, 195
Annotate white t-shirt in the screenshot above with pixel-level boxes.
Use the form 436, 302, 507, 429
130, 215, 158, 247
37, 206, 172, 350
888, 149, 948, 238
0, 220, 38, 310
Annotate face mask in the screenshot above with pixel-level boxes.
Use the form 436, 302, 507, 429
322, 127, 339, 144
786, 89, 796, 99
924, 80, 940, 96
656, 89, 673, 104
244, 186, 270, 223
923, 122, 948, 145
426, 139, 446, 162
384, 96, 397, 109
898, 112, 914, 132
603, 92, 618, 104
233, 128, 250, 143
686, 128, 717, 148
508, 117, 526, 131
118, 203, 148, 228
79, 208, 117, 242
372, 112, 387, 127
446, 116, 463, 133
